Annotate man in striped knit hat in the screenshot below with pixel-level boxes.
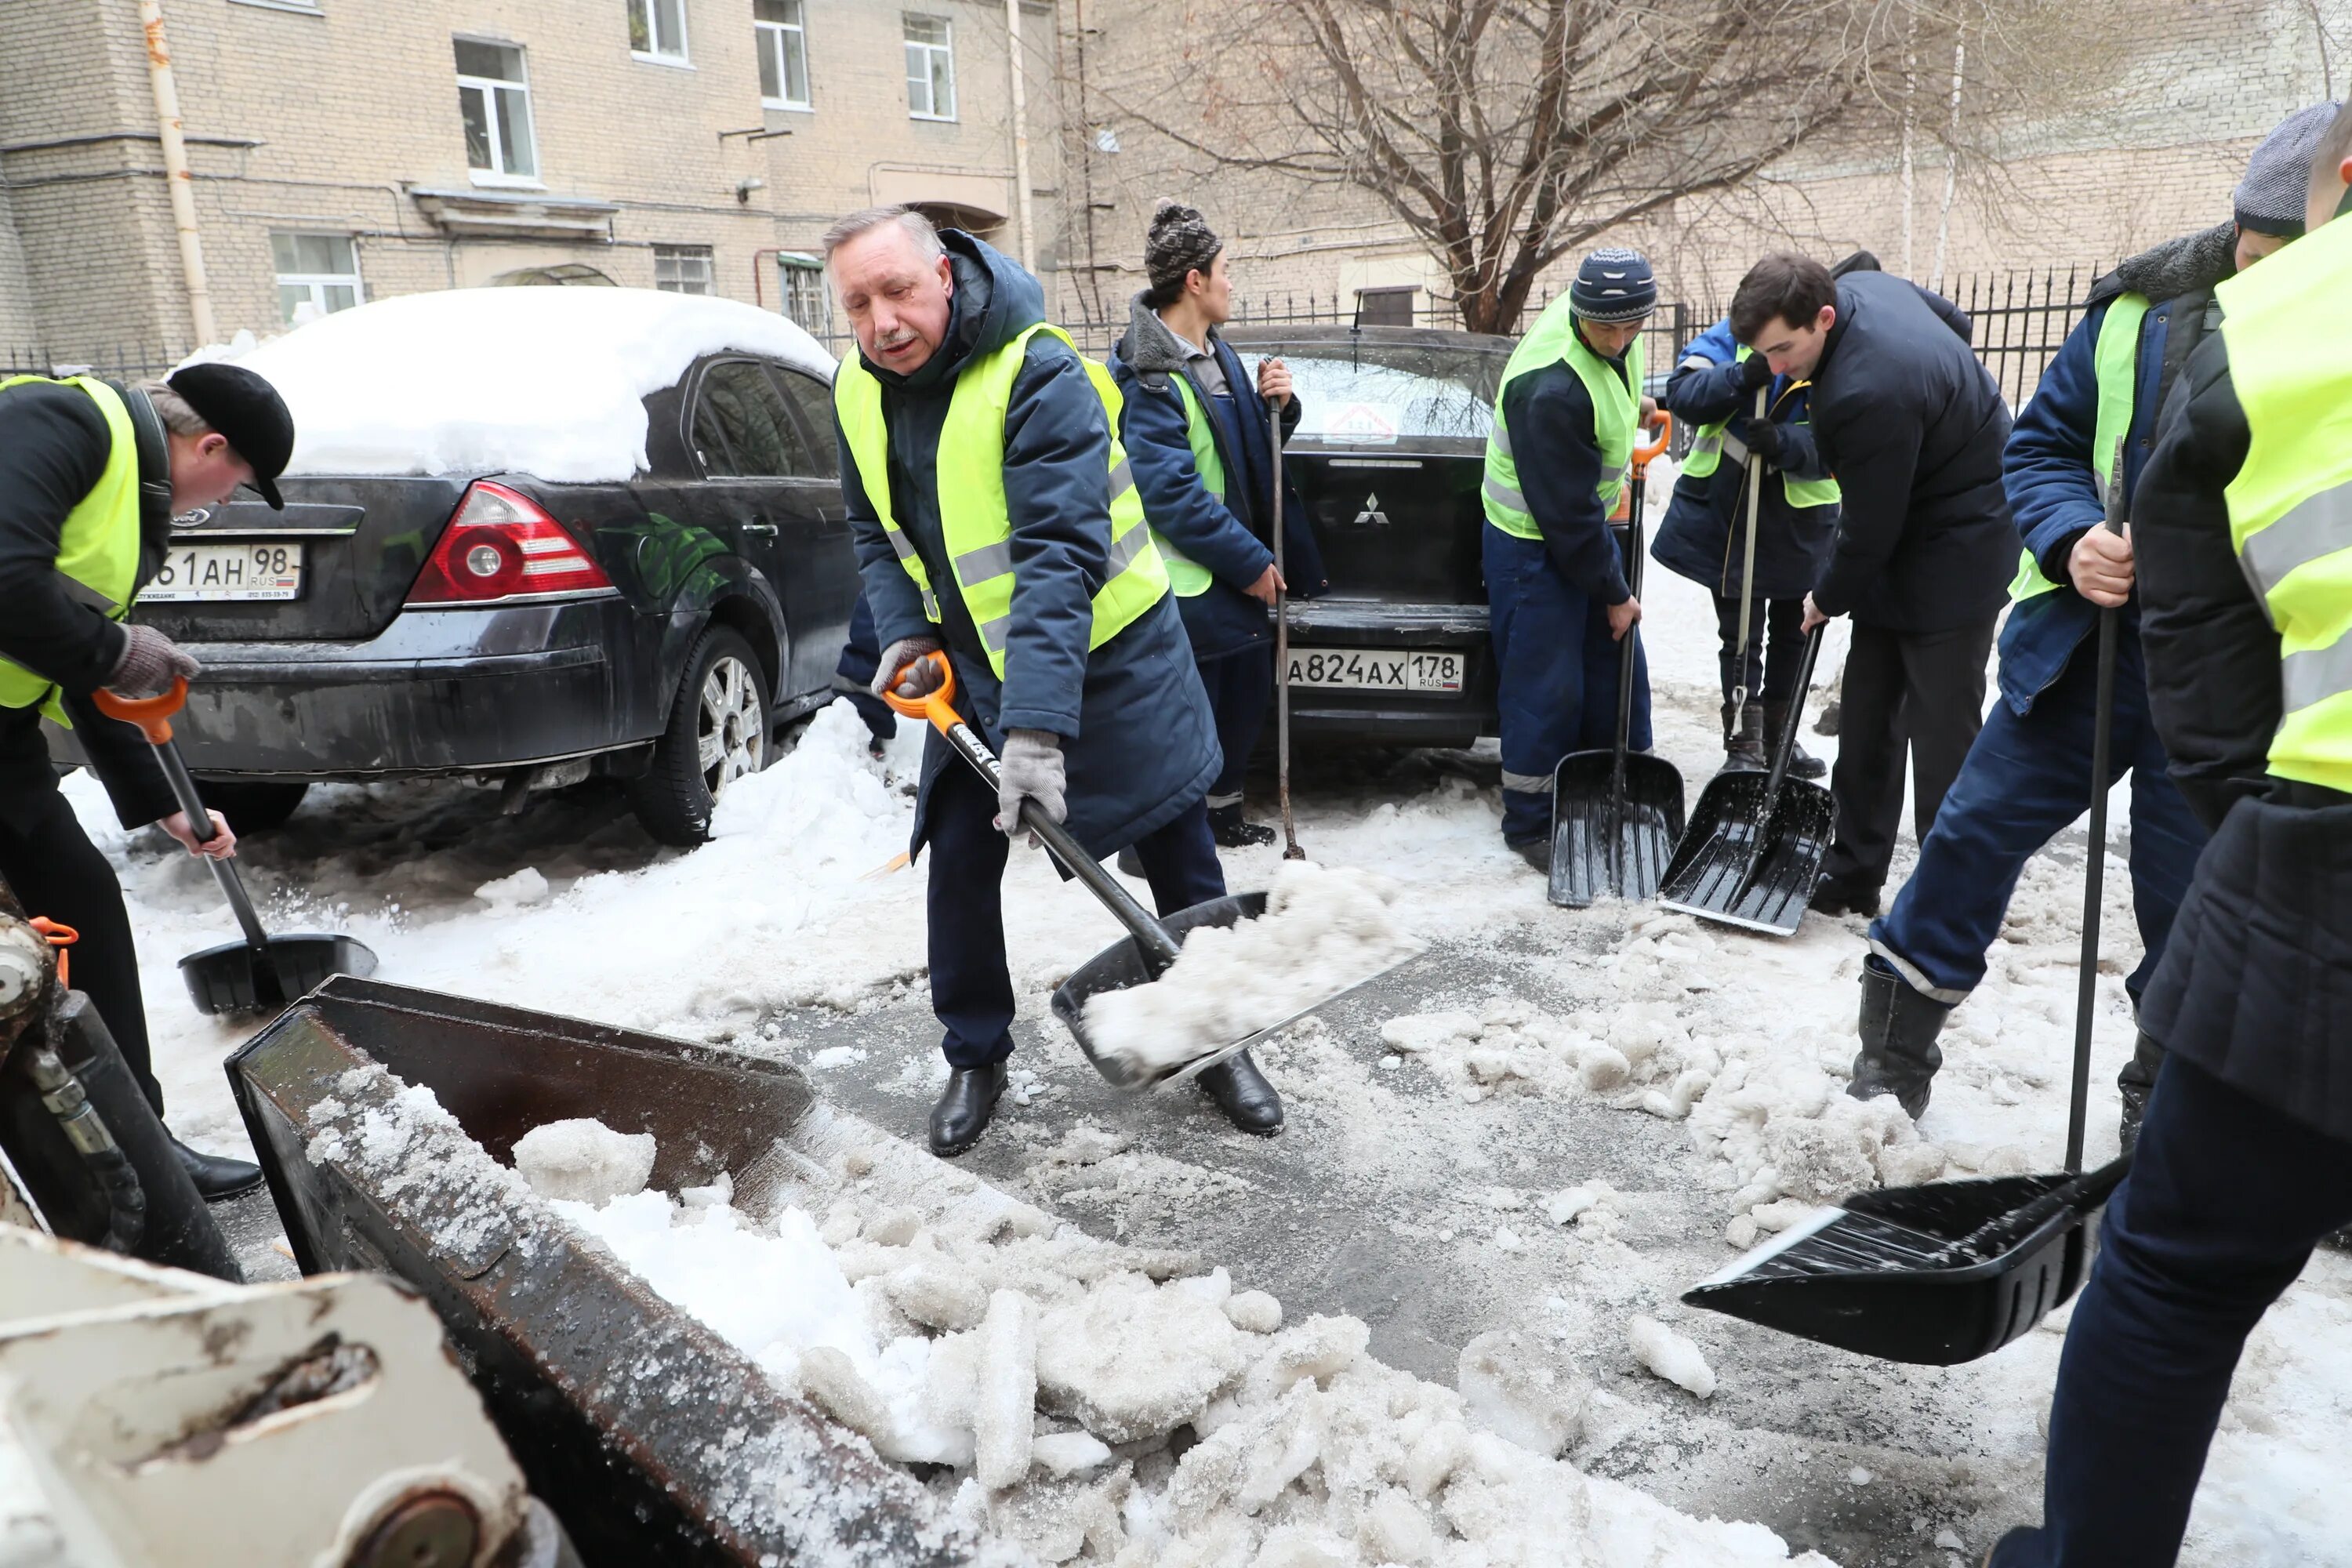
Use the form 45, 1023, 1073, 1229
1479, 247, 1661, 869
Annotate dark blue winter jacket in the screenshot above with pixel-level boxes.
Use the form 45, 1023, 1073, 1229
1108, 296, 1327, 662
1498, 343, 1635, 604
1998, 222, 2237, 715
836, 230, 1218, 857
1652, 315, 1838, 603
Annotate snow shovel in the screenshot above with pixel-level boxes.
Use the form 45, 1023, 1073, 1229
1655, 623, 1834, 935
1681, 450, 2138, 1365
882, 652, 1417, 1091
1549, 413, 1682, 907
91, 680, 376, 1015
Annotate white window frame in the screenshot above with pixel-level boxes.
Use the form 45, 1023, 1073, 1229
270, 233, 365, 324
903, 14, 955, 122
456, 38, 541, 187
778, 256, 829, 336
654, 244, 715, 296
628, 0, 691, 67
755, 0, 811, 111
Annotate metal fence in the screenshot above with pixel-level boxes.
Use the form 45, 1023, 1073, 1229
1941, 267, 2101, 411
0, 347, 193, 383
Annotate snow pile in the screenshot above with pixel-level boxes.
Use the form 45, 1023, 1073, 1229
512, 1117, 655, 1205
1082, 862, 1418, 1076
303, 1069, 541, 1264
224, 287, 831, 481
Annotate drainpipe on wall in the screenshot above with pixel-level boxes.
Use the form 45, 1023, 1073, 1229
136, 0, 217, 347
1005, 0, 1035, 273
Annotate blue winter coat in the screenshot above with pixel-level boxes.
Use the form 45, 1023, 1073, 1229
836, 231, 1219, 858
1107, 296, 1327, 661
1651, 316, 1838, 603
1998, 222, 2236, 716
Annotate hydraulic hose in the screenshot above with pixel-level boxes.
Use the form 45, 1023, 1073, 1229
20, 1043, 145, 1253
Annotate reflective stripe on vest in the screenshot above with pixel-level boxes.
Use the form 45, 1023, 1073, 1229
1155, 372, 1221, 598
1678, 347, 1842, 511
834, 322, 1167, 679
0, 376, 142, 724
2009, 292, 2151, 603
2216, 216, 2352, 793
1483, 296, 1642, 539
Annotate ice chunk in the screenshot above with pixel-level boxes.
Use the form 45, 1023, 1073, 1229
1225, 1290, 1283, 1334
1381, 1011, 1481, 1054
474, 866, 550, 908
1030, 1430, 1112, 1477
1404, 1418, 1470, 1497
1457, 1328, 1591, 1457
1627, 1316, 1715, 1399
1248, 1314, 1370, 1400
887, 1261, 986, 1331
1361, 1488, 1438, 1564
511, 1118, 655, 1205
797, 1345, 891, 1440
1036, 1273, 1247, 1443
973, 1290, 1038, 1490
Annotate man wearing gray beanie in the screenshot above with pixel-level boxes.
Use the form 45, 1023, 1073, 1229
1846, 101, 2337, 1142
1479, 248, 1662, 871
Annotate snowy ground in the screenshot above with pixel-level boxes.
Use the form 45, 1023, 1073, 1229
65, 488, 2350, 1566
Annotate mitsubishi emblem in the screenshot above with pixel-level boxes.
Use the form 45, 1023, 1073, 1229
1352, 492, 1391, 527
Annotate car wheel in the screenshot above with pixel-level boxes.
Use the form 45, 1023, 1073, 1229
629, 625, 771, 846
194, 779, 310, 834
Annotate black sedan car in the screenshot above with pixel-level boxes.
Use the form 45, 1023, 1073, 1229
1221, 325, 1512, 749
51, 290, 862, 844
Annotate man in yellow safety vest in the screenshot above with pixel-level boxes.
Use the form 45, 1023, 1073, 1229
827, 205, 1277, 1154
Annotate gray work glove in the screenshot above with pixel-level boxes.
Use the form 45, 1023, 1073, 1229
871, 634, 945, 699
104, 623, 200, 699
995, 729, 1066, 838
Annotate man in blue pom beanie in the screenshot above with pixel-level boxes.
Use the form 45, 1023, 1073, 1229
1479, 246, 1661, 871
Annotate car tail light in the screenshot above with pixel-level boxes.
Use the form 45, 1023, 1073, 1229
405, 481, 613, 606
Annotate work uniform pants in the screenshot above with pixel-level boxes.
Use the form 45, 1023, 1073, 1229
1819, 616, 1997, 894
925, 758, 1225, 1068
832, 593, 899, 746
1484, 527, 1652, 846
1711, 594, 1809, 705
1196, 644, 1274, 817
1991, 1056, 2352, 1568
1870, 637, 2205, 1004
0, 771, 163, 1115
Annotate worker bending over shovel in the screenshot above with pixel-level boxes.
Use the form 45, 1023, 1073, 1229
826, 205, 1283, 1156
1480, 248, 1657, 873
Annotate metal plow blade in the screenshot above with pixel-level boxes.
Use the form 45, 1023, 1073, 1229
1657, 772, 1835, 936
1547, 752, 1686, 909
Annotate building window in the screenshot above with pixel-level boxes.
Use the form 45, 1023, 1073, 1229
778, 256, 829, 336
755, 0, 810, 109
456, 39, 537, 182
272, 233, 363, 324
1356, 286, 1417, 328
903, 15, 955, 122
655, 245, 714, 296
628, 0, 689, 64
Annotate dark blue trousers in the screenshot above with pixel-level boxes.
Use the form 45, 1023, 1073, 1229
833, 593, 898, 744
1196, 644, 1274, 815
1870, 638, 2205, 1003
1483, 525, 1652, 845
1993, 1055, 2352, 1568
925, 758, 1225, 1068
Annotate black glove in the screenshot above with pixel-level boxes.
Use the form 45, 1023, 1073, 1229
1737, 353, 1774, 392
1730, 416, 1784, 464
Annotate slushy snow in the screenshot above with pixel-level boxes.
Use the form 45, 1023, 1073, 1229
512, 1117, 656, 1206
1082, 860, 1418, 1075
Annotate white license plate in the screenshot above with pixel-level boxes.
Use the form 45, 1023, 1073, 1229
1285, 646, 1464, 693
140, 541, 303, 602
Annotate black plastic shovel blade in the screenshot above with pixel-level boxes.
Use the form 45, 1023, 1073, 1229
1656, 772, 1835, 935
180, 932, 378, 1017
1548, 751, 1686, 908
1682, 1167, 2115, 1365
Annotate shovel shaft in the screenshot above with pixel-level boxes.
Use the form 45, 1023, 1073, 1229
2068, 451, 2131, 1172
1730, 388, 1768, 724
93, 681, 272, 956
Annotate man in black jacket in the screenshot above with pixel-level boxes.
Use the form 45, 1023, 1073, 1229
1730, 252, 2016, 917
0, 363, 293, 1200
1988, 108, 2352, 1568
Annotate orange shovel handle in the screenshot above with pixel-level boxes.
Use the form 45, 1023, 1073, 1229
1632, 410, 1672, 473
90, 677, 189, 745
879, 650, 963, 738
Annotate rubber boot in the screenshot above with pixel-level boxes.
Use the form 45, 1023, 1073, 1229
1719, 701, 1766, 772
2115, 1029, 2165, 1156
1846, 955, 1949, 1120
1762, 701, 1827, 781
928, 1060, 1007, 1156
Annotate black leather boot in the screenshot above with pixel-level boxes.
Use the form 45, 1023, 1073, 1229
1509, 837, 1550, 873
1846, 955, 1950, 1120
2116, 1029, 2165, 1156
1762, 701, 1828, 781
1209, 804, 1277, 848
1810, 873, 1881, 918
169, 1134, 264, 1202
1196, 1050, 1283, 1134
1719, 701, 1766, 771
928, 1061, 1008, 1156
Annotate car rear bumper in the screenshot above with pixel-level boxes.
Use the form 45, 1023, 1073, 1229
1280, 599, 1495, 748
49, 601, 655, 780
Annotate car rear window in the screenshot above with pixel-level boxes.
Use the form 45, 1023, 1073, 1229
1242, 340, 1507, 443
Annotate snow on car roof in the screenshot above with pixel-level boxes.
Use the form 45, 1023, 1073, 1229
224, 286, 835, 483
